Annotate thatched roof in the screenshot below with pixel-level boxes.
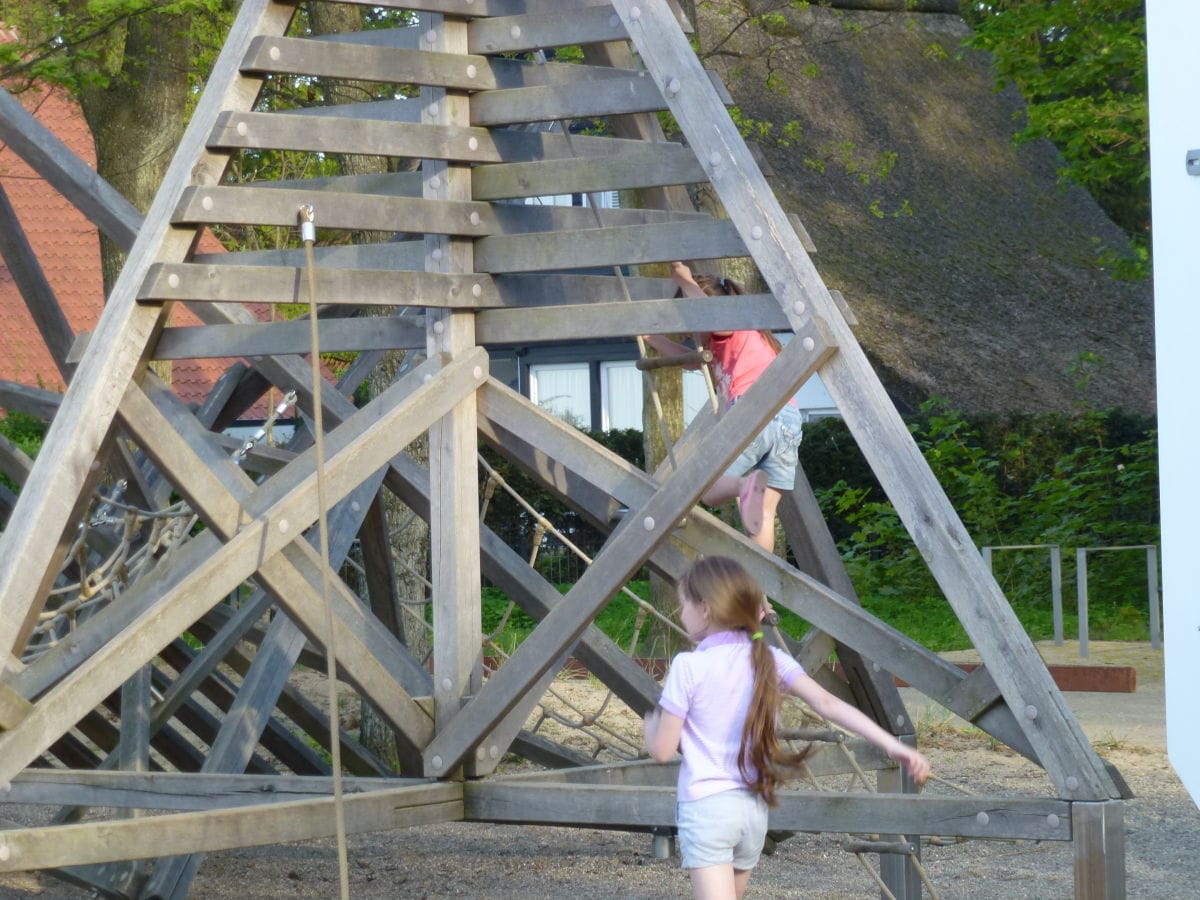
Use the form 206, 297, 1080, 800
697, 7, 1154, 415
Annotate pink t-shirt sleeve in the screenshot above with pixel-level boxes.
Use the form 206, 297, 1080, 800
771, 645, 805, 691
658, 650, 694, 721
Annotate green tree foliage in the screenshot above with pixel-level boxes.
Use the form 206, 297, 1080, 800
802, 399, 1158, 648
0, 1, 232, 94
963, 0, 1149, 267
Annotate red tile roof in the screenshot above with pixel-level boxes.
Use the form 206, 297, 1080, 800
0, 54, 273, 418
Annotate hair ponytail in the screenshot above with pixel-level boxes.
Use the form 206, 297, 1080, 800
739, 636, 809, 806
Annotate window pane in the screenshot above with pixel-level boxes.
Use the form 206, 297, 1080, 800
601, 361, 642, 430
529, 363, 591, 430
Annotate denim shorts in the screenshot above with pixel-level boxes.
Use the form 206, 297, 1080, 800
676, 788, 769, 871
726, 402, 803, 491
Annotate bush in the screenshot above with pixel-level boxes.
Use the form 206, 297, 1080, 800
812, 399, 1158, 646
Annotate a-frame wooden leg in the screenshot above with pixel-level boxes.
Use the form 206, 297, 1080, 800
1073, 800, 1126, 899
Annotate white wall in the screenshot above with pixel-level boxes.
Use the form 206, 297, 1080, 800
1146, 0, 1200, 808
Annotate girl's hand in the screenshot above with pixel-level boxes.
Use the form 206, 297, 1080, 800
888, 743, 931, 787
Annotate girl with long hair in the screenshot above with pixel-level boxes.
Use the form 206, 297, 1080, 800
644, 556, 930, 899
642, 262, 800, 553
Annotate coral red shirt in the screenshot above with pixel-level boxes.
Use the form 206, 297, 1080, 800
708, 330, 778, 403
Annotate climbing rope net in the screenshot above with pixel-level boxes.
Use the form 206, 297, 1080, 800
20, 390, 298, 664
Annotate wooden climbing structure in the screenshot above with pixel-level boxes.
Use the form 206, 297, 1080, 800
0, 2, 1127, 897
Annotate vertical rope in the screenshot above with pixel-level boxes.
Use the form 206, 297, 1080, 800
299, 204, 351, 900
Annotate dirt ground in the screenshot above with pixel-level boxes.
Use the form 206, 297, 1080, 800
2, 642, 1198, 899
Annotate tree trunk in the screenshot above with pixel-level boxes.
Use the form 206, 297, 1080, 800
639, 262, 689, 658
76, 6, 197, 386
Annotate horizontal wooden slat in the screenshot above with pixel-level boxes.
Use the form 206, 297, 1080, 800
474, 218, 746, 273
475, 294, 792, 343
241, 36, 500, 90
473, 143, 706, 201
211, 111, 500, 162
464, 783, 1073, 840
152, 316, 426, 361
471, 74, 667, 127
141, 263, 501, 308
195, 241, 422, 271
243, 35, 650, 93
469, 6, 628, 54
172, 185, 493, 235
7, 771, 424, 811
152, 277, 729, 362
275, 97, 421, 122
0, 783, 464, 871
0, 380, 62, 422
325, 0, 621, 19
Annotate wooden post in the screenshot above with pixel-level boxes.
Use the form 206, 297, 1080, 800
1072, 801, 1125, 899
876, 741, 922, 899
424, 13, 485, 773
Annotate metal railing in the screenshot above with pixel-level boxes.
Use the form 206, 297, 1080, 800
980, 543, 1161, 658
981, 544, 1065, 645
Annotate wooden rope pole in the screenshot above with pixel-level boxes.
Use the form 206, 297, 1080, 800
299, 203, 350, 900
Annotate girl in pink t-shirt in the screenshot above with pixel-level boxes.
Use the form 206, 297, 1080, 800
644, 556, 930, 899
642, 262, 801, 554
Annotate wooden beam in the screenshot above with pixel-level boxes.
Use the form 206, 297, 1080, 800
0, 783, 464, 872
0, 381, 62, 422
0, 681, 33, 730
7, 771, 424, 811
468, 6, 628, 55
141, 262, 501, 307
171, 184, 496, 235
476, 294, 790, 344
239, 34, 664, 93
0, 87, 140, 250
425, 15, 485, 765
472, 143, 707, 201
240, 36, 501, 90
474, 218, 748, 273
463, 783, 1072, 841
152, 316, 425, 361
1072, 801, 1125, 898
0, 184, 76, 377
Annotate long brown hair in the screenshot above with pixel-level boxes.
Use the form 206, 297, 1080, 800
692, 274, 783, 354
678, 556, 809, 806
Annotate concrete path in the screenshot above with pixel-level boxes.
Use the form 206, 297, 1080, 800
900, 640, 1168, 751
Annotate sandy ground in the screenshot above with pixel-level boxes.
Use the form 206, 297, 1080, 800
2, 641, 1197, 899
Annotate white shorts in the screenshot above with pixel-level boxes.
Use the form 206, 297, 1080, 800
676, 788, 769, 871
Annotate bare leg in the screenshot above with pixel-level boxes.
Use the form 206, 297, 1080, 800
752, 488, 783, 553
689, 863, 738, 899
701, 474, 742, 507
734, 867, 753, 899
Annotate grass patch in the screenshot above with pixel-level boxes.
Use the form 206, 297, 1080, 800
482, 580, 1156, 658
